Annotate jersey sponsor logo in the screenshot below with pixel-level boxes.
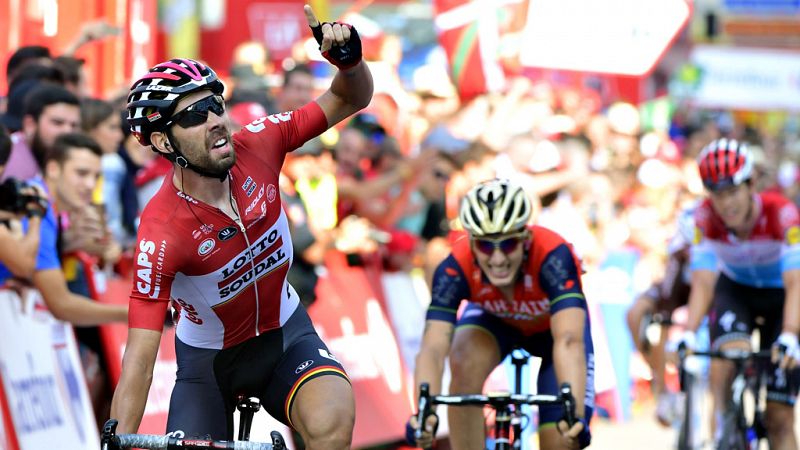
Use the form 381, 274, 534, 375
242, 176, 254, 193
176, 191, 198, 204
318, 348, 340, 363
192, 229, 201, 240
144, 84, 174, 92
245, 184, 265, 215
295, 360, 314, 374
693, 227, 703, 245
218, 226, 238, 241
218, 228, 289, 299
175, 298, 203, 325
787, 226, 800, 245
246, 183, 256, 197
445, 267, 459, 277
267, 184, 277, 203
779, 203, 800, 229
198, 238, 215, 256
136, 239, 167, 298
481, 298, 550, 320
541, 255, 569, 290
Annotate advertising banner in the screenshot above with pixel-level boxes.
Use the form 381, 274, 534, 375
0, 290, 99, 450
98, 277, 177, 435
688, 45, 800, 111
308, 252, 412, 448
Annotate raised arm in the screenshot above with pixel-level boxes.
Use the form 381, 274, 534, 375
304, 5, 374, 127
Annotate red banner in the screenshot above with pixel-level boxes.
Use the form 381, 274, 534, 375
307, 251, 413, 448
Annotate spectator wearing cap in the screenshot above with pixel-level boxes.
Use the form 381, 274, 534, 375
2, 83, 81, 182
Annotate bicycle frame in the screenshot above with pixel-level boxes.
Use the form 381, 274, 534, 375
416, 382, 576, 450
677, 349, 770, 450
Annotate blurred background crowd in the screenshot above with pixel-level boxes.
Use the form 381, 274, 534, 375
1, 0, 799, 448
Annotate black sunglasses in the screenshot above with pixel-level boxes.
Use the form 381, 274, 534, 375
164, 95, 225, 129
472, 231, 528, 256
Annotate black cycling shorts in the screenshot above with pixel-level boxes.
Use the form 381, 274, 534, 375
165, 306, 348, 440
455, 303, 595, 425
709, 274, 800, 405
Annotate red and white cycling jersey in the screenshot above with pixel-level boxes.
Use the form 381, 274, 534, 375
129, 103, 328, 350
691, 191, 800, 288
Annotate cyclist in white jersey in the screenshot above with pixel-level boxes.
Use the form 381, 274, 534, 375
109, 7, 372, 449
676, 139, 800, 449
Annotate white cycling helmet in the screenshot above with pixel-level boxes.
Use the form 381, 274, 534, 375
459, 179, 532, 236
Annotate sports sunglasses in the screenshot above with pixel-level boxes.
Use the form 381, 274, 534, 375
472, 231, 528, 256
164, 94, 225, 129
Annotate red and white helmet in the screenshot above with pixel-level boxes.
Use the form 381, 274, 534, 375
696, 138, 753, 191
127, 58, 223, 146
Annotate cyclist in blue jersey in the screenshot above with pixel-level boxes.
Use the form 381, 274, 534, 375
676, 138, 800, 449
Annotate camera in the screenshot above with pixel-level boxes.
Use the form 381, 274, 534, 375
0, 178, 48, 217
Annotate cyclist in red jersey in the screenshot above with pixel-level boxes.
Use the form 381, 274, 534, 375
407, 179, 593, 449
109, 7, 372, 449
676, 139, 800, 449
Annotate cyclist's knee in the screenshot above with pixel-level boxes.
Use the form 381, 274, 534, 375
449, 350, 492, 390
296, 402, 354, 450
764, 403, 795, 436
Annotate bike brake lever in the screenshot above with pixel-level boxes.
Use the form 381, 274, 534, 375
270, 430, 286, 450
417, 383, 432, 449
560, 383, 576, 427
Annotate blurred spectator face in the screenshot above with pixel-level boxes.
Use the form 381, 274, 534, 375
281, 71, 314, 112
45, 145, 101, 211
335, 128, 366, 176
419, 154, 455, 201
470, 230, 529, 288
708, 182, 754, 230
25, 102, 81, 151
88, 112, 124, 154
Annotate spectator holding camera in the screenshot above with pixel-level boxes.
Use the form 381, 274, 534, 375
0, 131, 126, 325
0, 126, 48, 280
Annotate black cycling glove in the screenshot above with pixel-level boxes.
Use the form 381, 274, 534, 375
310, 22, 362, 70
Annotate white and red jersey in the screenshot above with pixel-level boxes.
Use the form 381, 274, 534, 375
691, 191, 800, 288
129, 103, 328, 350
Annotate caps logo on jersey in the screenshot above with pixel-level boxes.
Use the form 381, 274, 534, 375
295, 360, 314, 374
787, 226, 800, 245
218, 226, 238, 241
198, 238, 215, 256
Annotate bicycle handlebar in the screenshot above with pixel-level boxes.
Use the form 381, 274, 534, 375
682, 349, 772, 361
102, 420, 286, 450
416, 382, 577, 427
